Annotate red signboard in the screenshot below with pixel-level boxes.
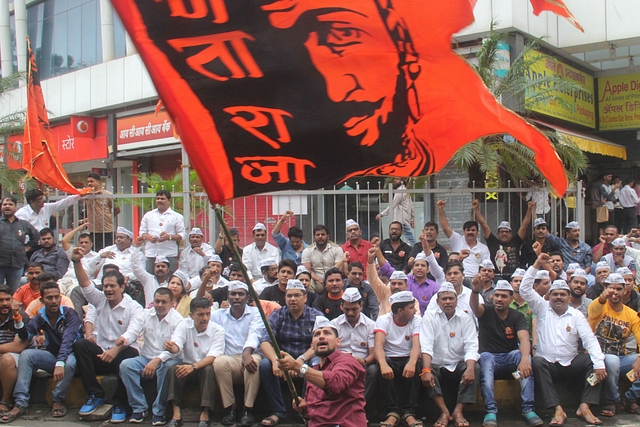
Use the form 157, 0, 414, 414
116, 111, 176, 149
6, 116, 108, 169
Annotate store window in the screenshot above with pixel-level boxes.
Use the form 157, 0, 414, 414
26, 0, 126, 80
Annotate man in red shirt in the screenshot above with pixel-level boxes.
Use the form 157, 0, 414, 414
341, 220, 373, 278
13, 263, 45, 309
278, 316, 366, 427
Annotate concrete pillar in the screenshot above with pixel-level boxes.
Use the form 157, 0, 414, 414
99, 0, 115, 62
14, 0, 27, 73
0, 0, 13, 77
125, 32, 137, 56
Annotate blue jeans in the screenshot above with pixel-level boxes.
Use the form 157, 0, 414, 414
402, 224, 415, 246
259, 358, 287, 418
0, 267, 23, 292
14, 349, 76, 407
479, 350, 535, 414
604, 353, 640, 402
120, 355, 181, 416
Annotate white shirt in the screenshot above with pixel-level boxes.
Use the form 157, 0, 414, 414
91, 244, 136, 281
210, 305, 264, 355
420, 307, 479, 372
374, 312, 420, 358
253, 278, 276, 295
426, 286, 482, 325
123, 307, 185, 361
16, 195, 81, 230
448, 231, 490, 277
332, 313, 375, 359
603, 253, 635, 273
619, 185, 640, 208
132, 248, 169, 307
171, 317, 226, 364
178, 243, 214, 279
624, 244, 640, 287
139, 207, 186, 258
241, 242, 280, 278
62, 247, 98, 280
188, 275, 228, 297
81, 284, 145, 351
519, 266, 605, 369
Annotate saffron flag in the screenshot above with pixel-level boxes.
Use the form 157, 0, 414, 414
22, 37, 85, 195
530, 0, 583, 32
111, 0, 569, 203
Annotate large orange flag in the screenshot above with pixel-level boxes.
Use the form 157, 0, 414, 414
110, 0, 571, 203
22, 37, 86, 195
530, 0, 583, 32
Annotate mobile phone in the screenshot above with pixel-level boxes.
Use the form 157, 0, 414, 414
512, 370, 522, 380
587, 373, 598, 386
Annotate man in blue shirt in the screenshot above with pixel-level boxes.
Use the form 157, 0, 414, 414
8, 281, 80, 422
546, 222, 593, 273
259, 280, 323, 426
272, 210, 307, 265
212, 281, 265, 426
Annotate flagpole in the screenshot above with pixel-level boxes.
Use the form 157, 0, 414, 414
214, 206, 301, 404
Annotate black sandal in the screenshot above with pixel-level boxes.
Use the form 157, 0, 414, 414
0, 405, 25, 423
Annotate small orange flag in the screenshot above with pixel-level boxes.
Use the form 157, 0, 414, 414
530, 0, 584, 32
22, 37, 89, 195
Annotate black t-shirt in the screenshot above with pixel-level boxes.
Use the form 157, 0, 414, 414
486, 234, 523, 279
380, 239, 413, 272
408, 241, 449, 270
520, 238, 560, 268
586, 283, 604, 300
477, 305, 527, 354
312, 293, 343, 320
260, 285, 287, 306
306, 291, 318, 307
209, 286, 228, 305
217, 245, 244, 268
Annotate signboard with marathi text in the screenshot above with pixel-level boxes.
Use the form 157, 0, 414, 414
524, 50, 595, 128
597, 73, 640, 131
116, 111, 177, 150
6, 117, 108, 169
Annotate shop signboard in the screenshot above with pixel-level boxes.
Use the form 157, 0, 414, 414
597, 73, 640, 130
116, 111, 177, 150
5, 116, 108, 169
524, 50, 596, 128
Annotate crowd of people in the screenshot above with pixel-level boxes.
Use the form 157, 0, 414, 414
0, 173, 639, 427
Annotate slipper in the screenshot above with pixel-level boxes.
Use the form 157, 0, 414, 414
433, 414, 450, 427
51, 404, 67, 418
549, 411, 566, 427
576, 409, 601, 425
0, 402, 10, 414
483, 413, 497, 427
621, 396, 640, 415
403, 414, 424, 427
260, 414, 284, 426
0, 406, 25, 424
600, 402, 616, 417
452, 414, 469, 427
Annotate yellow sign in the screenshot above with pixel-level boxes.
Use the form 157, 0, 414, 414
524, 50, 596, 128
597, 73, 640, 130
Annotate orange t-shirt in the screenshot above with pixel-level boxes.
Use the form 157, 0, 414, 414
13, 285, 41, 309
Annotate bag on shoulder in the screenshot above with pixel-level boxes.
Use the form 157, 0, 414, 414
596, 206, 609, 223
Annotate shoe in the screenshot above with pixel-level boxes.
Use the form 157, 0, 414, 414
240, 409, 256, 426
197, 421, 210, 427
79, 395, 106, 416
129, 410, 148, 423
221, 407, 236, 425
111, 405, 126, 423
166, 419, 184, 427
523, 411, 544, 427
152, 414, 167, 426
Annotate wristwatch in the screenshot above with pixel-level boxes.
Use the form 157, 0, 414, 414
299, 364, 309, 378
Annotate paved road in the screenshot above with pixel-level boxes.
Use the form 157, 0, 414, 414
6, 406, 640, 426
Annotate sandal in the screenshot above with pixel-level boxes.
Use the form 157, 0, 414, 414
621, 396, 640, 414
0, 405, 26, 424
548, 411, 566, 427
51, 403, 67, 418
433, 413, 450, 427
452, 414, 469, 427
380, 413, 400, 427
575, 408, 601, 425
403, 414, 424, 427
0, 402, 10, 414
260, 414, 285, 426
600, 402, 616, 417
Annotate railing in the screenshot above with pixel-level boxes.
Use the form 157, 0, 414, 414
39, 180, 585, 251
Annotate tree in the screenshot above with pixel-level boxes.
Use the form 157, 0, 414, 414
451, 29, 588, 189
